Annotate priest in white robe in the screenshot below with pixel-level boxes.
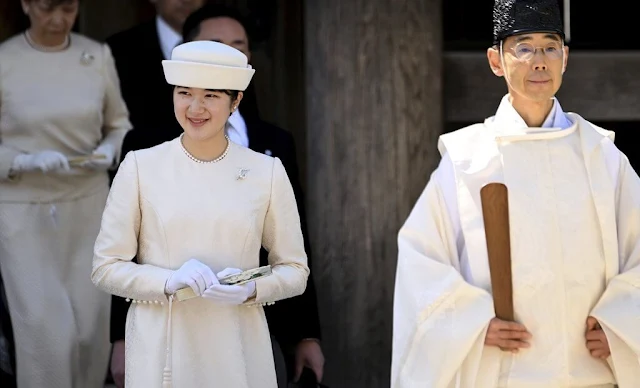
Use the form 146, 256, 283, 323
391, 1, 640, 387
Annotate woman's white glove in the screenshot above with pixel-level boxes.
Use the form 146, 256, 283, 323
11, 151, 70, 173
165, 259, 217, 296
202, 268, 256, 305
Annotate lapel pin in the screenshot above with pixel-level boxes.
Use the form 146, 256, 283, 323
80, 51, 94, 65
264, 149, 272, 156
237, 168, 250, 180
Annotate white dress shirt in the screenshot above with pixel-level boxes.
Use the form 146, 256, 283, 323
227, 110, 249, 147
156, 16, 182, 60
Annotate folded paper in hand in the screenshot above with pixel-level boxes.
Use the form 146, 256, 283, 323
174, 265, 272, 302
68, 154, 107, 166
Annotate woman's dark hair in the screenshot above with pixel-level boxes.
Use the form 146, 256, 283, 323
217, 89, 241, 104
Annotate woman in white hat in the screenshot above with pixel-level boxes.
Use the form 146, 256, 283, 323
91, 40, 309, 388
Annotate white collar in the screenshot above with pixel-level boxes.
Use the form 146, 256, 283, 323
226, 110, 249, 148
227, 109, 244, 130
491, 94, 572, 132
156, 15, 182, 60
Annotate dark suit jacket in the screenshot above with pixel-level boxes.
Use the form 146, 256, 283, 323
242, 99, 322, 352
106, 20, 321, 364
106, 20, 183, 158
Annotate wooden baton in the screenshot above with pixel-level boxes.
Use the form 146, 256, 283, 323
480, 183, 514, 322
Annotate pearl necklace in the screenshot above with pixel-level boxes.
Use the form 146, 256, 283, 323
24, 31, 70, 52
180, 134, 231, 164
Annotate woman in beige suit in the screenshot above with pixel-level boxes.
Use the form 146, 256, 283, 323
0, 1, 131, 387
91, 40, 309, 388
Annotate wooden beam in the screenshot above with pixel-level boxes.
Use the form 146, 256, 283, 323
444, 51, 640, 122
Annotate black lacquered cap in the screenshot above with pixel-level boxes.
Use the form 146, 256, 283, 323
493, 0, 564, 45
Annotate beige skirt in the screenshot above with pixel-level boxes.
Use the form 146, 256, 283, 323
0, 188, 111, 388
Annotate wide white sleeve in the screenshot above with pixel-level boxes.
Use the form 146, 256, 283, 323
591, 152, 640, 387
97, 43, 131, 167
248, 157, 309, 305
392, 155, 496, 388
91, 152, 173, 302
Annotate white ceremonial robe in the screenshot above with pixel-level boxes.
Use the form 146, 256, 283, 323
392, 100, 640, 387
91, 139, 309, 388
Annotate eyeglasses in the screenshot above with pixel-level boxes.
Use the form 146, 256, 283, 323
506, 41, 564, 61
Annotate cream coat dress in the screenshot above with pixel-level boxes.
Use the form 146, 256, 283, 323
0, 33, 130, 388
92, 138, 309, 388
392, 97, 640, 387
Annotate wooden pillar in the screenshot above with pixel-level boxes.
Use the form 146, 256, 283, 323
304, 1, 442, 387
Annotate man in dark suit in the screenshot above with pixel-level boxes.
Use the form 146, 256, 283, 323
106, 0, 205, 165
107, 3, 324, 388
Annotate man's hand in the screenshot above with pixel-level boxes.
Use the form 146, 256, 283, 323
110, 340, 125, 388
294, 339, 325, 382
586, 316, 610, 359
484, 317, 531, 353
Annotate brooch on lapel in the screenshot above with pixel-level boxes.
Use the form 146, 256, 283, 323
264, 149, 272, 156
237, 168, 250, 180
80, 51, 94, 65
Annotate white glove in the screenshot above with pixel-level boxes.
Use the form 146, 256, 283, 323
165, 259, 217, 296
79, 143, 115, 170
11, 151, 70, 173
202, 268, 256, 305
